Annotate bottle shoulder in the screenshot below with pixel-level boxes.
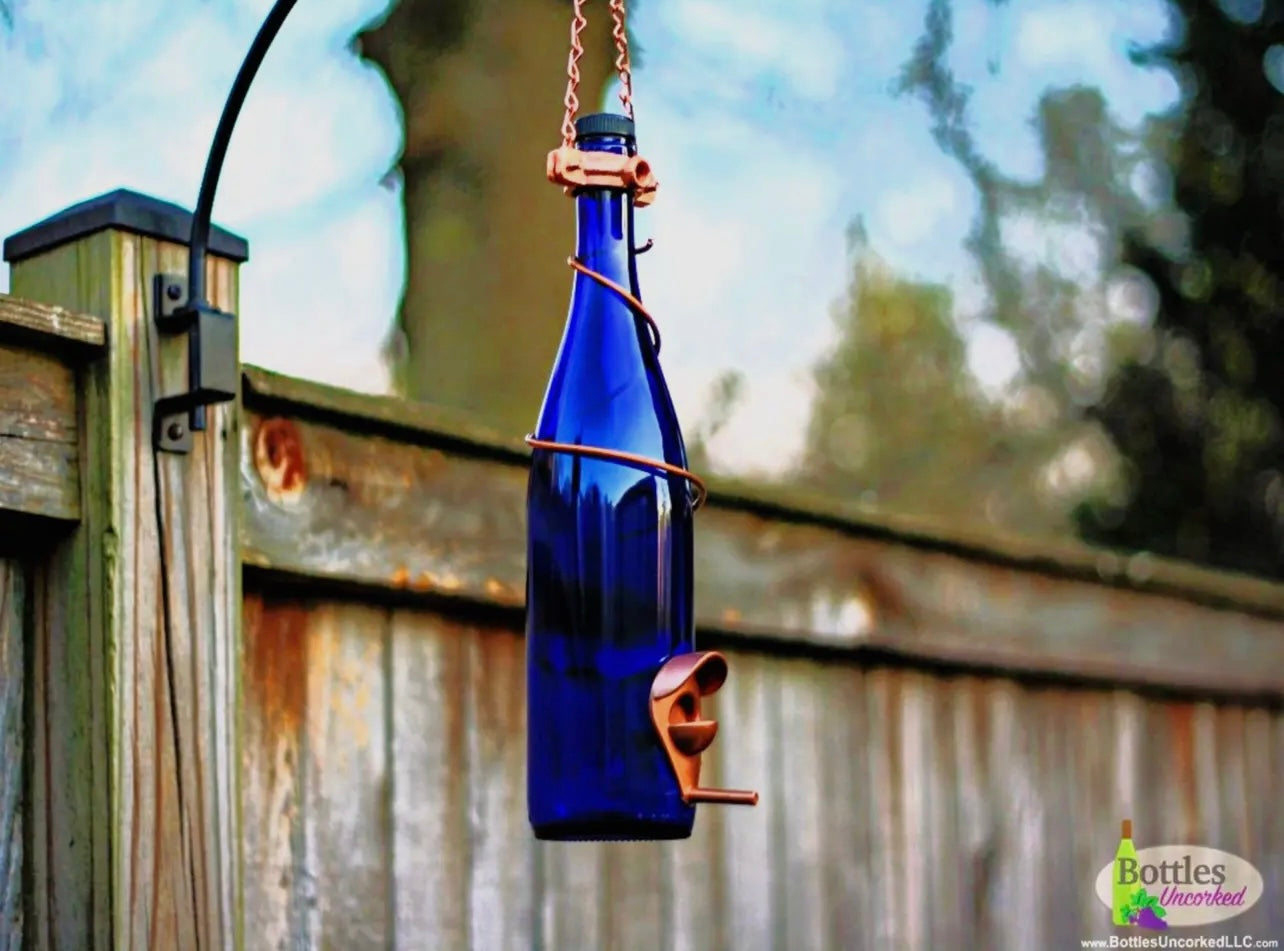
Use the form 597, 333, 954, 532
535, 285, 687, 465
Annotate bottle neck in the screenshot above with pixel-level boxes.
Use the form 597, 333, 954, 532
572, 132, 638, 291
574, 187, 635, 286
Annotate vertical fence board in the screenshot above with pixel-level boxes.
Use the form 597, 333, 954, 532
916, 672, 962, 951
979, 679, 1040, 951
670, 796, 724, 951
1035, 689, 1080, 945
465, 627, 533, 951
1070, 684, 1114, 942
862, 668, 902, 949
1268, 713, 1284, 938
389, 610, 470, 949
301, 603, 391, 949
154, 244, 243, 951
603, 841, 669, 951
671, 656, 728, 951
717, 649, 775, 951
0, 560, 20, 950
536, 836, 607, 948
897, 672, 936, 951
774, 657, 825, 951
947, 676, 989, 951
1243, 707, 1283, 937
11, 236, 114, 950
241, 594, 311, 950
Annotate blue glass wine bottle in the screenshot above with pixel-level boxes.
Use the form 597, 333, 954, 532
526, 113, 697, 841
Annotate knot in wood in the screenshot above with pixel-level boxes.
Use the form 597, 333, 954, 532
253, 417, 307, 504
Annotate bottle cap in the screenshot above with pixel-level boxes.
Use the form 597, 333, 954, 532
575, 113, 636, 144
1121, 819, 1132, 839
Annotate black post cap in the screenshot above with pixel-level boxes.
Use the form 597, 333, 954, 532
574, 113, 636, 143
3, 188, 249, 265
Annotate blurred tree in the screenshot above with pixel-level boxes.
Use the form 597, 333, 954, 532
684, 369, 745, 474
357, 0, 617, 434
896, 0, 1160, 408
798, 226, 1086, 536
799, 0, 1148, 538
1077, 0, 1284, 578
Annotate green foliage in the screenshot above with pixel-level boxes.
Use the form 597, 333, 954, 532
796, 230, 1097, 536
1078, 0, 1284, 578
1120, 888, 1167, 924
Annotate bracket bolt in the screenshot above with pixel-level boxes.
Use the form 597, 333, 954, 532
166, 421, 186, 441
166, 283, 183, 301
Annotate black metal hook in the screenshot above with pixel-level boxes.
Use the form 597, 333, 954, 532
155, 0, 298, 451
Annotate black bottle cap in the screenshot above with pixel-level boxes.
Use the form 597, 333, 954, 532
574, 113, 636, 144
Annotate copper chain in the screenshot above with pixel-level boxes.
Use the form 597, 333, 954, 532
609, 0, 635, 118
561, 0, 636, 147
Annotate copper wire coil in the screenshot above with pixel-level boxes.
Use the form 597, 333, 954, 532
568, 256, 661, 352
525, 254, 708, 512
526, 435, 708, 511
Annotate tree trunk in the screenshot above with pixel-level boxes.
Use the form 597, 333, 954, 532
359, 0, 615, 435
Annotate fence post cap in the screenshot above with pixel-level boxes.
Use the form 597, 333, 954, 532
2, 188, 249, 265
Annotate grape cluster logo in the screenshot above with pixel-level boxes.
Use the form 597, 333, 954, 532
1094, 820, 1265, 929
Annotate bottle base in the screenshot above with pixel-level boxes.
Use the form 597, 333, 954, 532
532, 816, 693, 842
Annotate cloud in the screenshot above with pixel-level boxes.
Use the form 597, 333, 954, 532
874, 175, 960, 249
239, 184, 404, 392
665, 0, 845, 102
1012, 0, 1178, 124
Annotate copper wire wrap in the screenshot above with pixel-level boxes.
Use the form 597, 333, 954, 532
526, 435, 709, 512
527, 257, 707, 510
525, 260, 707, 512
538, 0, 707, 514
568, 256, 661, 353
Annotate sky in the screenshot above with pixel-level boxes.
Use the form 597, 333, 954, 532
0, 0, 1178, 476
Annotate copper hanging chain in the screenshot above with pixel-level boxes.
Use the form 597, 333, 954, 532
609, 0, 635, 119
560, 0, 636, 146
560, 0, 590, 148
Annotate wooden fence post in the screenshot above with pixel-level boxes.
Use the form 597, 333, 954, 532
4, 191, 247, 949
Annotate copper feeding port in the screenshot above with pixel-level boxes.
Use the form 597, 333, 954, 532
546, 145, 658, 206
649, 651, 759, 807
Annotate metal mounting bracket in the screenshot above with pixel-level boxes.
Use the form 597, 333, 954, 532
152, 273, 238, 453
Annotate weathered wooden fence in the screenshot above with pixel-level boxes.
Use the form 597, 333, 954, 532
0, 192, 1281, 950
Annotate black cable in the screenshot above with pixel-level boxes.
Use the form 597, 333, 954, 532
187, 0, 298, 306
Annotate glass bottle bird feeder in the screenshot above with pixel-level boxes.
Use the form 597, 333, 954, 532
524, 0, 758, 842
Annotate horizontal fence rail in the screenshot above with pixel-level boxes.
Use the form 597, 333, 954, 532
240, 366, 1284, 699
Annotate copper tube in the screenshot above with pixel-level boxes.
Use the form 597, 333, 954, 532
687, 788, 760, 806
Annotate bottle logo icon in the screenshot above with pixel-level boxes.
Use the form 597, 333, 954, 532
1094, 820, 1263, 929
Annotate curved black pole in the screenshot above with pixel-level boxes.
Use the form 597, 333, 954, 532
187, 0, 298, 306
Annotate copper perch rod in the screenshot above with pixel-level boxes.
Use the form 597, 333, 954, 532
687, 788, 760, 806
